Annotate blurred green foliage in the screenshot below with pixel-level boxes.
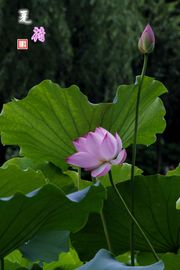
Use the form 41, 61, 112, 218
0, 0, 179, 173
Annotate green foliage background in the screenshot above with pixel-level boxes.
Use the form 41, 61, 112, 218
0, 0, 179, 173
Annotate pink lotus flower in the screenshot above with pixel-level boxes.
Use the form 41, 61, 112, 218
138, 24, 155, 54
67, 127, 127, 178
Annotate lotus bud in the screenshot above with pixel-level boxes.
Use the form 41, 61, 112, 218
138, 24, 155, 54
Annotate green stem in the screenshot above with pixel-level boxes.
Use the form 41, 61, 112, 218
100, 209, 113, 253
1, 258, 4, 270
130, 54, 148, 265
77, 167, 81, 190
94, 177, 113, 253
108, 170, 160, 262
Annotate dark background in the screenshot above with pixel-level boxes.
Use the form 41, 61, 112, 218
0, 0, 179, 174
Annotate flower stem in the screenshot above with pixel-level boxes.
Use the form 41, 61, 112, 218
0, 258, 4, 270
100, 209, 113, 253
94, 177, 113, 253
77, 167, 81, 190
108, 170, 160, 262
130, 54, 148, 265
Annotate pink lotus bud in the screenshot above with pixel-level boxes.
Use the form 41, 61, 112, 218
138, 24, 155, 54
66, 127, 127, 178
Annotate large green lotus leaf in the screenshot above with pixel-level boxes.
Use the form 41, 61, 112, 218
97, 163, 143, 187
0, 77, 167, 169
137, 252, 180, 270
0, 81, 110, 170
76, 249, 164, 270
0, 182, 106, 259
101, 76, 167, 147
0, 163, 45, 197
72, 175, 180, 260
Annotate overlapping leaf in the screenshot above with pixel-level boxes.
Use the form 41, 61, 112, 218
3, 157, 79, 194
0, 77, 167, 169
0, 182, 106, 259
0, 163, 45, 197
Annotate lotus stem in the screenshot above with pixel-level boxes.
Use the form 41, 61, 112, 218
94, 177, 113, 253
0, 258, 4, 270
130, 54, 148, 265
100, 209, 113, 253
